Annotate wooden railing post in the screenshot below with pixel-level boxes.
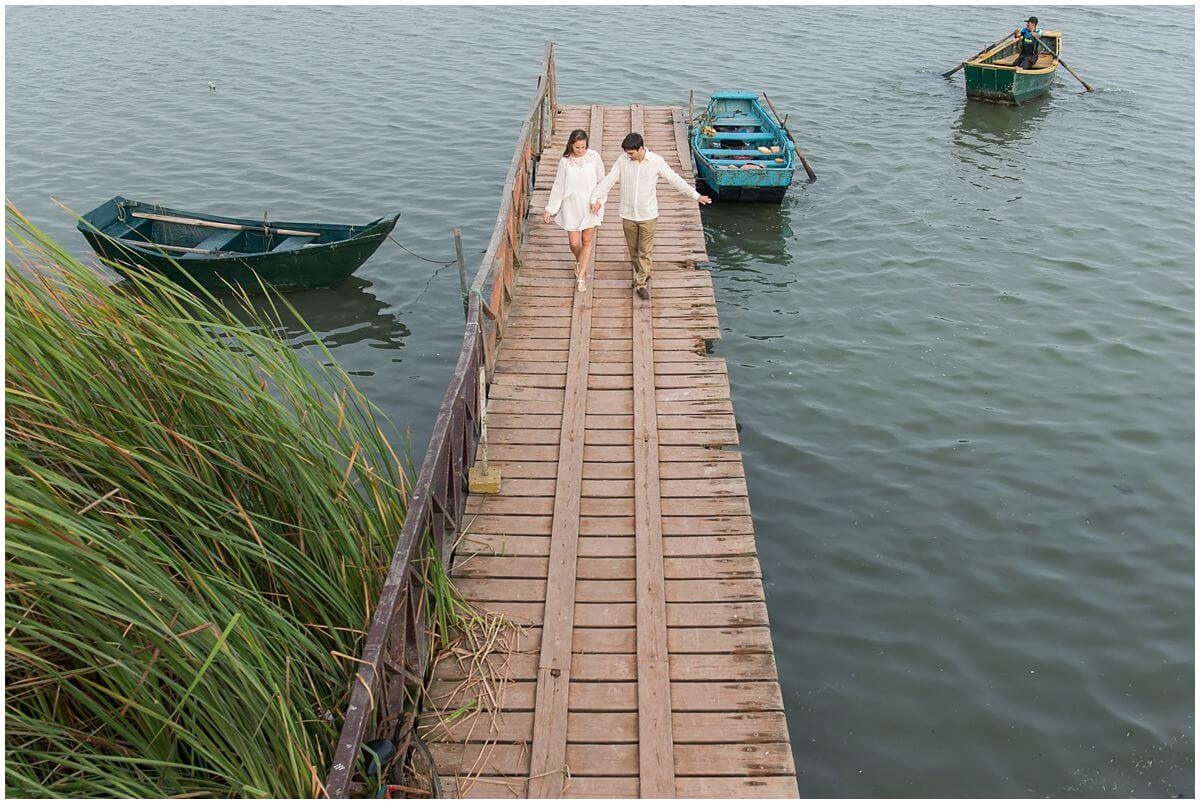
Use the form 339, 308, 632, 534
454, 228, 468, 316
547, 43, 557, 118
468, 368, 499, 495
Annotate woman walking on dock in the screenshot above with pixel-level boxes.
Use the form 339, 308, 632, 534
543, 128, 605, 292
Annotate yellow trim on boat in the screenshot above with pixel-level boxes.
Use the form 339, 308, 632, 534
967, 31, 1062, 75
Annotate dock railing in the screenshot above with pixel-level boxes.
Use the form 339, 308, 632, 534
324, 41, 556, 798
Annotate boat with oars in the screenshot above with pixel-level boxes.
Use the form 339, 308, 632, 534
688, 91, 816, 203
962, 32, 1063, 104
78, 197, 399, 293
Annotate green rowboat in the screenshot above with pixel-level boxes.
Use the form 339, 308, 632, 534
964, 31, 1062, 105
78, 196, 399, 293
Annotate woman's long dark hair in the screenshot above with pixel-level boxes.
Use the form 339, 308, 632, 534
563, 129, 589, 157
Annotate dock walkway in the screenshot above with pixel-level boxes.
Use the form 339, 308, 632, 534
420, 102, 798, 798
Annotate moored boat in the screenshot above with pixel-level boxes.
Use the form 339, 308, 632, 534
689, 91, 795, 203
964, 32, 1062, 105
78, 197, 399, 293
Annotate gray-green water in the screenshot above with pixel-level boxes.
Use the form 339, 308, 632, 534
6, 6, 1193, 797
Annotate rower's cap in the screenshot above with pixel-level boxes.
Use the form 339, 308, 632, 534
1026, 15, 1038, 24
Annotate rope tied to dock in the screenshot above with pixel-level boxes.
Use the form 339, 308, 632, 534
387, 234, 458, 267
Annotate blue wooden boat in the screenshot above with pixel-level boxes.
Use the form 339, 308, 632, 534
689, 91, 795, 203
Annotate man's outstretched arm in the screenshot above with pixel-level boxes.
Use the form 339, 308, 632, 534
658, 158, 711, 204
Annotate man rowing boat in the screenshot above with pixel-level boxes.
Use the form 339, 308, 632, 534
1010, 16, 1044, 70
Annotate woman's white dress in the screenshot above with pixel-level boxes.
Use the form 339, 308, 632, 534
546, 149, 605, 231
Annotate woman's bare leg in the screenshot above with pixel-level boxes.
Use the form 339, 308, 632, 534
577, 227, 596, 283
567, 231, 583, 274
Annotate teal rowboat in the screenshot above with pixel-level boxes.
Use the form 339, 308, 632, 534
689, 91, 795, 203
78, 197, 399, 293
964, 32, 1062, 105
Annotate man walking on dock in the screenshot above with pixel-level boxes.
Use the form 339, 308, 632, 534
591, 133, 711, 299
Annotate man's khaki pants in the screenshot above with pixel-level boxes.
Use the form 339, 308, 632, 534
622, 217, 657, 288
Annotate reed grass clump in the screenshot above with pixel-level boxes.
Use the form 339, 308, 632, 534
5, 208, 411, 797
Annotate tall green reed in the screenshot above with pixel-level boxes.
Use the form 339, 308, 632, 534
5, 206, 411, 797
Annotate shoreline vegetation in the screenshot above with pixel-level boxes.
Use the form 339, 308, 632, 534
3, 206, 485, 796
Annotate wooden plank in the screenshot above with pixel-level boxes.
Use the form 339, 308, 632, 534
525, 103, 605, 799
441, 775, 798, 799
420, 710, 789, 745
427, 679, 786, 714
453, 555, 762, 580
628, 266, 676, 801
615, 100, 675, 798
459, 600, 770, 629
465, 496, 749, 518
423, 624, 774, 657
456, 480, 744, 496
452, 577, 763, 604
457, 533, 761, 560
428, 742, 795, 778
463, 514, 754, 536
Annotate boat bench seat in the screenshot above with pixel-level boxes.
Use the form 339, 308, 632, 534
272, 235, 316, 252
195, 230, 240, 251
708, 132, 776, 142
102, 220, 149, 239
710, 117, 765, 128
700, 148, 781, 157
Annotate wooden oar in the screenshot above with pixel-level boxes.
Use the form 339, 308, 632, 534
942, 36, 1009, 78
1031, 33, 1093, 92
761, 92, 817, 182
130, 211, 320, 238
110, 237, 226, 255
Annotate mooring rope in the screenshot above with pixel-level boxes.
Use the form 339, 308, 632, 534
387, 235, 487, 314
387, 234, 457, 267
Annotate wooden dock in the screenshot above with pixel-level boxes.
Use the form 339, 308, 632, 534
418, 100, 798, 797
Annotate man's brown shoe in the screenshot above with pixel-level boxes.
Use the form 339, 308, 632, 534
636, 285, 650, 300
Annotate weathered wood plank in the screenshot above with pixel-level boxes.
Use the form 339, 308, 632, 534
452, 555, 762, 581
441, 775, 798, 799
429, 742, 795, 777
461, 600, 770, 629
427, 679, 786, 714
456, 533, 761, 560
426, 624, 774, 655
420, 710, 789, 746
526, 107, 602, 795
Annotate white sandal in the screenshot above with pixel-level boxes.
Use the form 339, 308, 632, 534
576, 276, 586, 292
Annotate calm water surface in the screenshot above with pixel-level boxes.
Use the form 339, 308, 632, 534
6, 6, 1193, 797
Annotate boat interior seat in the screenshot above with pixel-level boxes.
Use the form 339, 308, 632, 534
708, 132, 776, 142
992, 52, 1056, 69
700, 148, 781, 157
195, 230, 240, 251
710, 118, 765, 128
102, 219, 149, 239
710, 162, 777, 168
272, 235, 316, 252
